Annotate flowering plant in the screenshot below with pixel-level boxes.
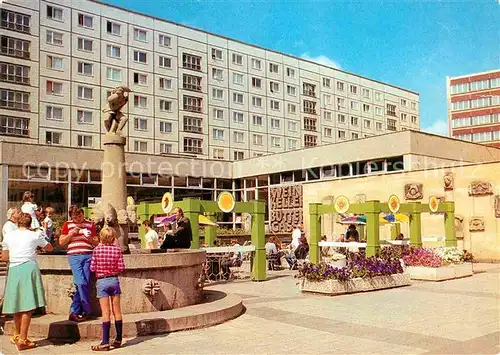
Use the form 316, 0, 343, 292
402, 247, 442, 267
434, 247, 464, 264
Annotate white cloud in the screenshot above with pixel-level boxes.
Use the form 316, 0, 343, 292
301, 53, 341, 69
423, 119, 449, 137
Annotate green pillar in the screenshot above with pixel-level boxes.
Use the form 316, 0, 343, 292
251, 200, 266, 281
205, 212, 217, 247
137, 201, 150, 249
444, 202, 457, 247
409, 202, 422, 247
182, 198, 201, 249
309, 203, 321, 264
365, 201, 381, 257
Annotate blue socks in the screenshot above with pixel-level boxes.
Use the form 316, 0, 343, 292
102, 322, 111, 345
115, 320, 123, 341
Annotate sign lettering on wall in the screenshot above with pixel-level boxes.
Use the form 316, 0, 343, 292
270, 185, 303, 233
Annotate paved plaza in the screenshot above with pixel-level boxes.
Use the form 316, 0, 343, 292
1, 263, 499, 354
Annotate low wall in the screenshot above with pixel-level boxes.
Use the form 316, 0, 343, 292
38, 249, 206, 315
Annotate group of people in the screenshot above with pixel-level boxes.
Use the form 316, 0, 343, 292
142, 207, 193, 250
265, 225, 310, 270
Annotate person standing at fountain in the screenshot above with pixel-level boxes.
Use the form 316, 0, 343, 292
2, 207, 21, 242
1, 213, 53, 351
160, 207, 192, 250
21, 191, 40, 230
59, 205, 98, 322
90, 227, 124, 351
143, 220, 159, 249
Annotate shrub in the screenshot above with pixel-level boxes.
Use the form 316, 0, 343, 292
402, 248, 442, 267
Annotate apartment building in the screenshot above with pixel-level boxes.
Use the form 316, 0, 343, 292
0, 0, 420, 162
448, 69, 500, 148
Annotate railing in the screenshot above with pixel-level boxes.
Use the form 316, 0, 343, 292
183, 61, 201, 71
202, 245, 255, 282
0, 46, 30, 59
0, 74, 29, 85
183, 82, 202, 92
0, 21, 30, 34
183, 104, 202, 113
387, 125, 397, 131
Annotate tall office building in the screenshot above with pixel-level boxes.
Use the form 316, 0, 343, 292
447, 69, 500, 148
1, 0, 420, 161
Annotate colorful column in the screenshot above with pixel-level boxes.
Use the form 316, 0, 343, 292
182, 198, 201, 249
251, 200, 267, 281
444, 202, 457, 247
365, 201, 380, 257
137, 201, 150, 249
309, 203, 321, 264
409, 202, 422, 247
204, 212, 217, 247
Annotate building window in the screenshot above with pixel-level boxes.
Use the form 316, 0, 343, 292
106, 67, 121, 81
46, 106, 63, 120
212, 68, 223, 81
46, 55, 63, 70
0, 35, 30, 59
401, 99, 407, 107
352, 133, 359, 139
411, 115, 417, 124
338, 130, 346, 139
234, 151, 244, 160
324, 127, 332, 138
183, 74, 201, 91
337, 97, 346, 108
213, 108, 224, 120
159, 78, 172, 90
375, 106, 383, 116
350, 101, 359, 110
303, 83, 316, 97
213, 148, 224, 160
350, 85, 358, 94
323, 94, 332, 105
46, 30, 63, 45
364, 119, 371, 129
183, 53, 201, 71
288, 139, 298, 150
133, 51, 147, 64
233, 92, 244, 104
233, 73, 244, 85
324, 111, 332, 121
0, 9, 31, 33
386, 104, 396, 116
269, 81, 280, 93
470, 80, 489, 92
133, 140, 148, 152
451, 100, 470, 111
158, 34, 171, 47
337, 81, 344, 91
288, 103, 296, 114
233, 131, 244, 143
270, 100, 280, 110
134, 117, 148, 131
159, 100, 172, 112
184, 137, 202, 154
271, 118, 280, 129
253, 134, 263, 145
78, 13, 93, 28
252, 115, 263, 126
411, 102, 417, 110
288, 121, 298, 132
46, 5, 63, 21
287, 85, 296, 96
350, 116, 358, 126
338, 114, 346, 124
183, 95, 202, 112
106, 21, 121, 36
134, 95, 148, 108
45, 131, 61, 145
233, 111, 244, 123
304, 117, 317, 131
133, 73, 148, 85
251, 77, 262, 89
213, 128, 224, 140
77, 86, 93, 100
0, 89, 29, 111
323, 78, 331, 88
183, 116, 203, 133
304, 134, 317, 147
376, 122, 383, 131
0, 115, 29, 136
212, 48, 222, 60
106, 44, 121, 58
375, 92, 382, 101
362, 88, 370, 98
251, 58, 261, 70
401, 113, 407, 121
303, 100, 316, 114
232, 53, 243, 65
387, 118, 397, 131
269, 63, 279, 73
286, 67, 295, 78
77, 135, 93, 147
134, 28, 147, 42
46, 80, 62, 95
159, 56, 172, 69
271, 136, 282, 147
77, 110, 92, 124
77, 61, 93, 76
212, 88, 224, 100
363, 104, 370, 113
159, 121, 172, 133
0, 62, 29, 85
160, 143, 173, 154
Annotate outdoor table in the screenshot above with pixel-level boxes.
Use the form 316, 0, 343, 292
201, 245, 256, 280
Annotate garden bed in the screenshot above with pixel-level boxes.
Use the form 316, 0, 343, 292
406, 262, 473, 281
299, 273, 411, 295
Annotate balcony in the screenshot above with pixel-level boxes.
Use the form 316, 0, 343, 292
183, 104, 202, 113
387, 125, 397, 131
0, 20, 30, 34
0, 116, 29, 137
182, 82, 202, 92
303, 89, 316, 98
0, 46, 30, 59
0, 73, 29, 85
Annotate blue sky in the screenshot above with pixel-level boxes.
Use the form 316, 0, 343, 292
103, 0, 499, 136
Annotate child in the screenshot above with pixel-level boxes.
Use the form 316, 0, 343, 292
90, 227, 125, 351
42, 207, 54, 243
21, 191, 40, 230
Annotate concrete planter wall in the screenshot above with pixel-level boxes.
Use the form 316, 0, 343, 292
405, 262, 473, 281
299, 273, 411, 295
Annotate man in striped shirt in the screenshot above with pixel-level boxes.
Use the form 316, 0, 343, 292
59, 205, 98, 322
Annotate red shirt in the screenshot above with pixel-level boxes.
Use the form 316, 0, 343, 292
90, 243, 125, 278
61, 220, 97, 255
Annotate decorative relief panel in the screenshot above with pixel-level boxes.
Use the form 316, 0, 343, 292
404, 183, 423, 200
495, 196, 500, 218
270, 185, 303, 233
443, 172, 454, 191
454, 215, 464, 232
468, 181, 493, 196
469, 217, 485, 232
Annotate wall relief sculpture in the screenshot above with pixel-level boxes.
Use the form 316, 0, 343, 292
270, 185, 303, 233
468, 181, 493, 196
454, 215, 464, 232
404, 183, 423, 200
469, 217, 485, 232
443, 172, 454, 191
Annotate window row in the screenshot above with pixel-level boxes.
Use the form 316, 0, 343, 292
455, 131, 500, 143
452, 114, 500, 128
1, 9, 31, 34
451, 96, 500, 111
451, 77, 500, 94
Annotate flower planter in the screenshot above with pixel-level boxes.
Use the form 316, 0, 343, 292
405, 262, 473, 281
322, 258, 347, 268
299, 273, 411, 295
